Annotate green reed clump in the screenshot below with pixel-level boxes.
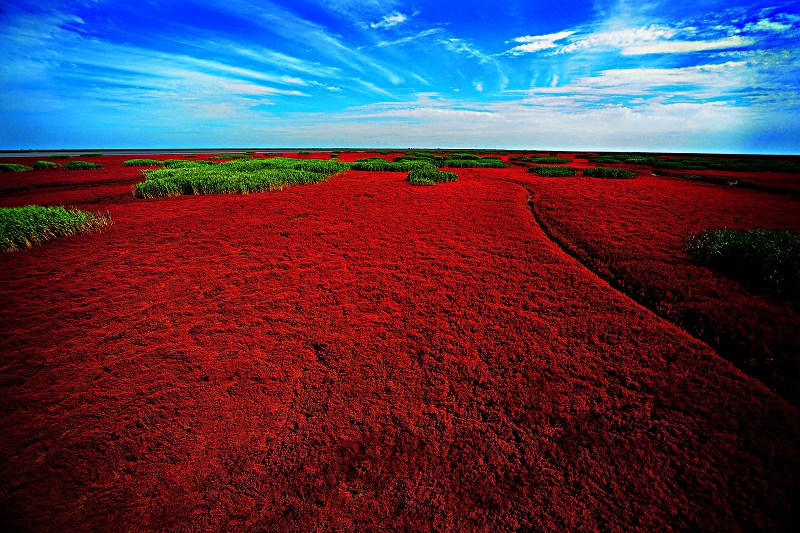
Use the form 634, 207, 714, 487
350, 158, 434, 172
64, 160, 103, 170
33, 161, 60, 169
408, 167, 458, 185
511, 156, 571, 164
133, 157, 347, 198
528, 166, 578, 177
163, 159, 217, 168
686, 229, 800, 297
209, 153, 253, 160
582, 167, 637, 179
441, 158, 509, 168
0, 205, 111, 252
0, 163, 33, 172
123, 159, 164, 167
80, 153, 104, 157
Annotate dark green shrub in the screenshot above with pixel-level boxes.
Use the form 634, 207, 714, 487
528, 166, 578, 177
64, 160, 103, 170
408, 167, 458, 185
0, 163, 33, 172
33, 161, 60, 169
0, 205, 111, 252
686, 229, 800, 296
582, 167, 637, 179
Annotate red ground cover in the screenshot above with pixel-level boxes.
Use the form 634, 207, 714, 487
520, 170, 800, 405
1, 156, 799, 531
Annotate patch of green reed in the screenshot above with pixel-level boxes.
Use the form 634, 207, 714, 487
0, 205, 111, 252
123, 159, 164, 167
48, 155, 73, 159
163, 159, 217, 168
408, 167, 458, 185
686, 229, 800, 296
80, 153, 104, 157
33, 161, 60, 169
350, 158, 435, 172
528, 166, 578, 177
133, 157, 348, 198
582, 167, 637, 178
209, 153, 253, 160
63, 160, 103, 170
441, 158, 509, 168
511, 156, 571, 164
0, 163, 33, 172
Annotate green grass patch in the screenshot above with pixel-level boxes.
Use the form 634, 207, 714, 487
350, 158, 435, 172
79, 153, 104, 157
408, 167, 458, 186
582, 167, 637, 179
48, 155, 73, 159
686, 229, 800, 297
0, 205, 111, 252
511, 156, 571, 164
444, 152, 481, 160
33, 161, 60, 169
163, 159, 217, 168
63, 160, 103, 170
0, 163, 33, 172
209, 153, 253, 160
133, 157, 347, 198
441, 158, 509, 168
528, 166, 578, 177
123, 159, 164, 167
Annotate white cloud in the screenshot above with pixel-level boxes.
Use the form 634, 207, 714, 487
622, 35, 754, 55
370, 11, 409, 30
504, 31, 576, 55
743, 18, 792, 33
375, 28, 443, 48
559, 25, 678, 53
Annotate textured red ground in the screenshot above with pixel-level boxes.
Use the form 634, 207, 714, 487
521, 170, 800, 406
1, 155, 799, 531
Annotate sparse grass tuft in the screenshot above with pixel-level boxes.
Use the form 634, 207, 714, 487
123, 159, 164, 167
133, 157, 348, 198
582, 167, 637, 179
686, 229, 800, 296
33, 161, 60, 169
408, 167, 458, 185
528, 166, 578, 177
0, 163, 33, 172
0, 205, 111, 252
64, 160, 103, 170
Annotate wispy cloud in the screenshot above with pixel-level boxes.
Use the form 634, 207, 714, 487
743, 18, 793, 33
504, 31, 575, 55
375, 28, 443, 48
370, 11, 411, 30
622, 35, 754, 55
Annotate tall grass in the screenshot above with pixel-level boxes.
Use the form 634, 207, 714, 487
163, 159, 217, 168
0, 163, 33, 172
686, 229, 800, 296
442, 158, 508, 168
133, 157, 348, 198
511, 156, 571, 164
582, 167, 637, 179
209, 153, 253, 160
123, 159, 164, 167
0, 205, 111, 252
33, 161, 60, 169
350, 158, 434, 172
64, 160, 103, 170
408, 167, 458, 185
528, 166, 578, 177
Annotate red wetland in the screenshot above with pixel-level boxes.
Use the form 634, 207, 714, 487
1, 151, 799, 531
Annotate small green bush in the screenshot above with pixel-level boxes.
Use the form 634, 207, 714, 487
686, 229, 800, 296
123, 159, 164, 167
528, 166, 578, 177
408, 167, 458, 185
64, 160, 103, 170
582, 167, 637, 179
0, 205, 111, 252
0, 163, 33, 172
33, 161, 60, 169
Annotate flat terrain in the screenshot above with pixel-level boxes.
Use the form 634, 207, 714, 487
1, 153, 798, 531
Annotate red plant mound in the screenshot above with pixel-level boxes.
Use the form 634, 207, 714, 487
0, 156, 798, 531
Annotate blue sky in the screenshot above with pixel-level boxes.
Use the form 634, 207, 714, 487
1, 0, 799, 152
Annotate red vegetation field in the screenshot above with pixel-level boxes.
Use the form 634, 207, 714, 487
1, 153, 799, 531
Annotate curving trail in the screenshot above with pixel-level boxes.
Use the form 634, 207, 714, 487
1, 157, 798, 531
